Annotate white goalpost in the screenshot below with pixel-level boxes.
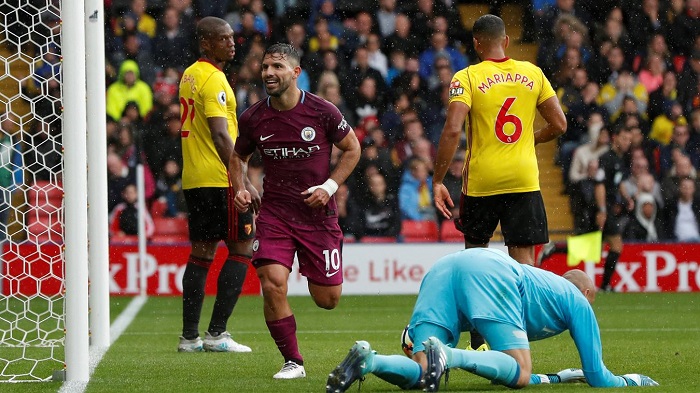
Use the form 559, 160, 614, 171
0, 0, 110, 383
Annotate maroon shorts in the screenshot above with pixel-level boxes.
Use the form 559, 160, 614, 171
252, 212, 344, 286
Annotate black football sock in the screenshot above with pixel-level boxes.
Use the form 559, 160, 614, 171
470, 330, 485, 350
600, 251, 620, 290
181, 257, 211, 340
208, 255, 249, 335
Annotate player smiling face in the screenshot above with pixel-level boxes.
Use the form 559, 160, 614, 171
261, 51, 300, 97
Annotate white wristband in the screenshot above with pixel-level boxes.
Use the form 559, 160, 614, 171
307, 178, 339, 197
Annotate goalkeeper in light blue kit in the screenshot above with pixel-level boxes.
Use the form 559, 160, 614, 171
327, 248, 658, 392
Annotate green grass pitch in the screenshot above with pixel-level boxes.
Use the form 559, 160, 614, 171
2, 292, 699, 392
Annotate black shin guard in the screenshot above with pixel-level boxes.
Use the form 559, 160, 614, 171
600, 251, 620, 290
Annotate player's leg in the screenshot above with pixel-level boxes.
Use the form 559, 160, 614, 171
600, 213, 623, 291
253, 214, 306, 377
456, 195, 499, 350
202, 202, 255, 352
500, 191, 549, 266
327, 340, 423, 393
327, 322, 452, 392
179, 188, 221, 352
297, 221, 345, 310
424, 319, 531, 390
179, 240, 218, 352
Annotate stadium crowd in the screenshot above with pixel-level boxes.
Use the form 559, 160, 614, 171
14, 0, 700, 243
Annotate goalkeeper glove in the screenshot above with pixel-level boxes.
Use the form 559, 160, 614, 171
622, 374, 659, 387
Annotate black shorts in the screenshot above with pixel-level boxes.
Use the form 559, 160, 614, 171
457, 191, 549, 246
183, 187, 255, 242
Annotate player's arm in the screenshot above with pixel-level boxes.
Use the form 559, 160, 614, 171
230, 150, 259, 213
534, 96, 567, 145
208, 117, 235, 171
303, 130, 361, 208
433, 101, 469, 219
569, 303, 658, 387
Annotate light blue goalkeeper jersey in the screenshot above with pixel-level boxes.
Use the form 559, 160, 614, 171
408, 247, 625, 387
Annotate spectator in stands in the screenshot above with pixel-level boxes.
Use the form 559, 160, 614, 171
107, 150, 137, 212
382, 13, 421, 58
441, 150, 465, 220
0, 111, 22, 240
24, 120, 61, 184
569, 123, 610, 230
399, 156, 436, 222
109, 183, 155, 238
391, 118, 430, 167
386, 49, 407, 86
589, 43, 627, 87
620, 157, 664, 209
647, 70, 679, 122
351, 135, 400, 199
628, 0, 669, 54
677, 49, 700, 110
669, 0, 700, 56
114, 30, 157, 86
106, 59, 153, 122
594, 126, 632, 291
335, 182, 360, 240
308, 16, 339, 53
155, 158, 187, 218
593, 7, 633, 59
650, 101, 688, 145
375, 0, 398, 39
537, 0, 591, 47
152, 6, 195, 72
347, 45, 386, 102
307, 0, 344, 38
661, 154, 700, 205
597, 70, 648, 123
354, 172, 401, 239
623, 192, 662, 242
315, 72, 355, 128
195, 0, 228, 19
418, 31, 467, 81
638, 54, 666, 94
663, 176, 700, 241
556, 69, 603, 182
233, 9, 267, 67
366, 33, 388, 79
380, 92, 411, 144
660, 124, 700, 172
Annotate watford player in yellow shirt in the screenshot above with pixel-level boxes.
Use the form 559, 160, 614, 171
177, 17, 259, 355
433, 14, 566, 266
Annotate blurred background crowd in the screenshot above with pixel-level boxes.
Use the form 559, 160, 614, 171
5, 0, 700, 244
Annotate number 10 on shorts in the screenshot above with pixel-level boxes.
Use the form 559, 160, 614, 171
323, 248, 341, 276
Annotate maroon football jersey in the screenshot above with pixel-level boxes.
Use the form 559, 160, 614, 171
235, 91, 352, 223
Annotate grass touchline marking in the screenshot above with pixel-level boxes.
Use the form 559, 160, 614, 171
57, 295, 148, 393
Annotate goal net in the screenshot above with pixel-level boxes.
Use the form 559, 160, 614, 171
0, 0, 65, 382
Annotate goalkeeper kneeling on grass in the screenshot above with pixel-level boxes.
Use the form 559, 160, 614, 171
326, 248, 658, 392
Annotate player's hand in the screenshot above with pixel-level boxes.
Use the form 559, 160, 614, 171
555, 368, 586, 383
621, 374, 659, 386
302, 187, 331, 208
246, 185, 261, 215
433, 183, 454, 219
234, 190, 252, 212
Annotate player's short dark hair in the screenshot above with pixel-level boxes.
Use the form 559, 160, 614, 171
472, 14, 506, 39
196, 16, 229, 41
264, 43, 301, 67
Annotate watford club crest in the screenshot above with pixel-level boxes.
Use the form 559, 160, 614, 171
449, 80, 464, 98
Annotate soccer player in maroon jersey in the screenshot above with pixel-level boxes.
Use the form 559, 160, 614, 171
231, 43, 361, 379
